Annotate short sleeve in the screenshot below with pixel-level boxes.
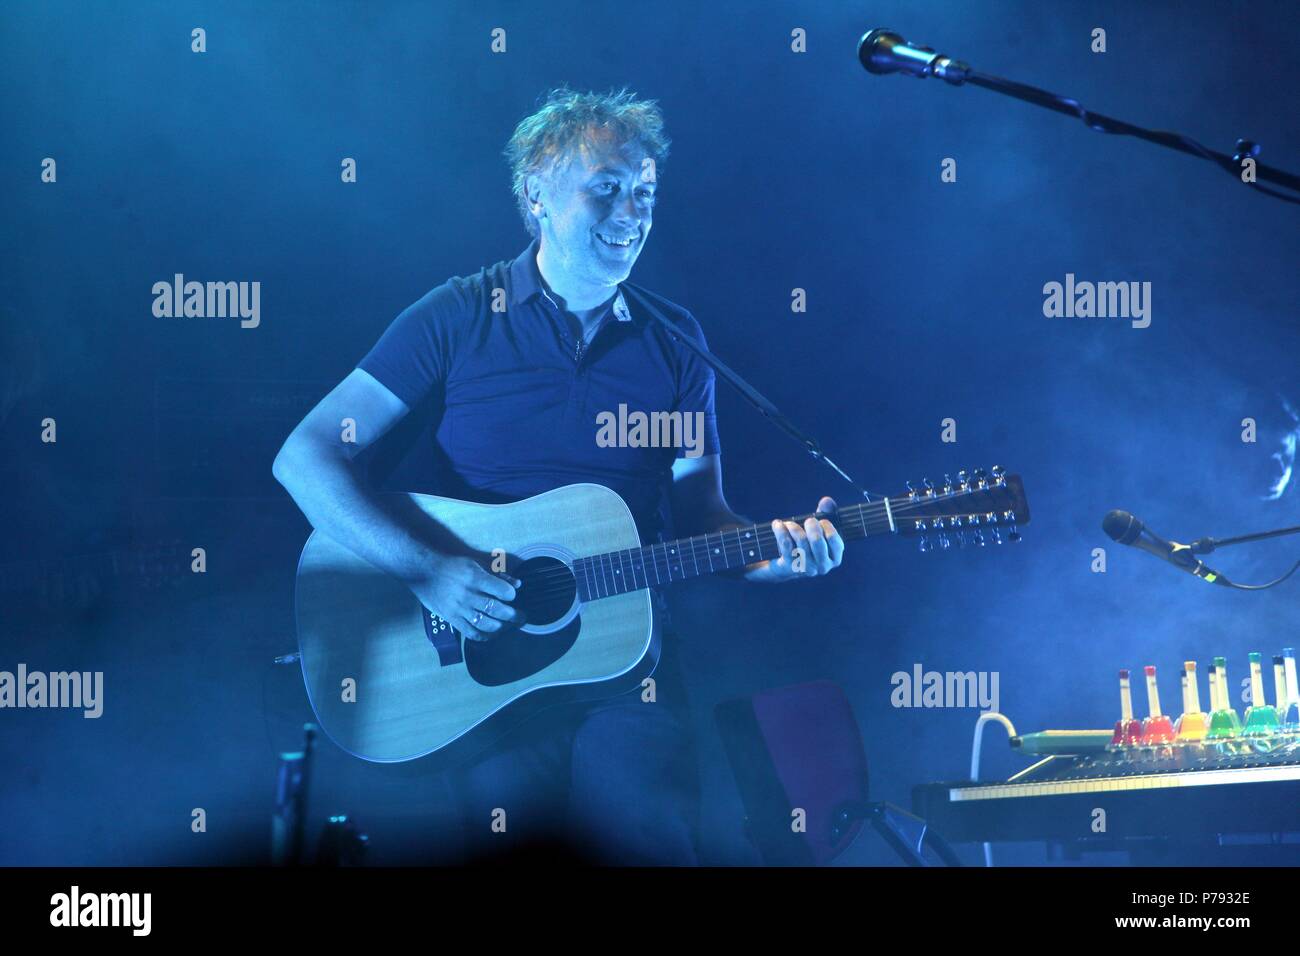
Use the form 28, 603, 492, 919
356, 282, 464, 409
673, 312, 721, 458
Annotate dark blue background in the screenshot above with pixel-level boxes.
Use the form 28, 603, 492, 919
2, 0, 1298, 865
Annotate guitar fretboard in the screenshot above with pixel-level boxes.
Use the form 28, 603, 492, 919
571, 498, 897, 601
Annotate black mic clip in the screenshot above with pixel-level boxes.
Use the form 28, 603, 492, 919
1169, 540, 1231, 585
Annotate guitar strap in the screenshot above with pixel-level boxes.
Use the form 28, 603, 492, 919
619, 282, 877, 502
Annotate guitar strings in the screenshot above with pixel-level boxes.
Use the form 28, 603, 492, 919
516, 493, 1012, 594
501, 491, 1019, 604
550, 491, 1010, 572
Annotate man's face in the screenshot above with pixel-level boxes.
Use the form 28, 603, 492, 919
530, 131, 656, 288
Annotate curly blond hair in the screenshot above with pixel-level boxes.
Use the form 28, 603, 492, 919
504, 86, 671, 238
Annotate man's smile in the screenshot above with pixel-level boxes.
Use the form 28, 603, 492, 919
595, 230, 639, 251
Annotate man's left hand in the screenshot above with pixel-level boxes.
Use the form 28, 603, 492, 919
750, 496, 845, 583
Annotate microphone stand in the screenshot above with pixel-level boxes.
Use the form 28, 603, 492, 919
859, 30, 1300, 206
1190, 524, 1300, 554
1186, 524, 1300, 591
962, 73, 1300, 203
620, 282, 881, 506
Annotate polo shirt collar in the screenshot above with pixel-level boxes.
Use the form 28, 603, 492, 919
508, 239, 633, 323
507, 239, 546, 307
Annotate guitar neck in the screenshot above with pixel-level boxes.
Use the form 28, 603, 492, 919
571, 498, 897, 601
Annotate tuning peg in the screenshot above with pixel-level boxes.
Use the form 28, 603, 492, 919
918, 535, 931, 553
942, 474, 954, 495
956, 531, 967, 547
974, 529, 986, 546
992, 527, 1003, 544
957, 469, 970, 490
906, 479, 919, 499
938, 532, 951, 549
1008, 524, 1022, 542
922, 477, 934, 495
973, 467, 988, 489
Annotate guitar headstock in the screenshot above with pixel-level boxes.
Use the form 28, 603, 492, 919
896, 466, 1030, 552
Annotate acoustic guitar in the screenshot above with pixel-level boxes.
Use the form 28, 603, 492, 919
294, 466, 1029, 764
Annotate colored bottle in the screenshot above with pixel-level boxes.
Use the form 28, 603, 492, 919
1111, 669, 1142, 746
1140, 665, 1175, 744
1175, 660, 1207, 741
1174, 670, 1187, 734
1207, 656, 1242, 739
1206, 660, 1227, 738
1243, 652, 1280, 735
1273, 655, 1289, 730
1284, 648, 1300, 731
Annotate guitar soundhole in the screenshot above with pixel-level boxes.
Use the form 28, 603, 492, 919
514, 556, 576, 627
463, 555, 581, 688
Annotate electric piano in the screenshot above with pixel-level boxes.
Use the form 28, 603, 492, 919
913, 738, 1300, 846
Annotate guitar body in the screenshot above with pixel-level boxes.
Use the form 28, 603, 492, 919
293, 466, 1030, 767
295, 483, 657, 765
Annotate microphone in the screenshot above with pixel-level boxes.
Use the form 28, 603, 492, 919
1102, 510, 1232, 586
857, 29, 971, 85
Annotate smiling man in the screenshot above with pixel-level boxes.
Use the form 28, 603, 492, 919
273, 88, 844, 864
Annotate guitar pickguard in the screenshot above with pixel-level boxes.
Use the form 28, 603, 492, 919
422, 605, 585, 686
462, 615, 583, 686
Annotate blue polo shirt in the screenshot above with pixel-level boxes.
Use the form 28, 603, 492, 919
357, 241, 720, 544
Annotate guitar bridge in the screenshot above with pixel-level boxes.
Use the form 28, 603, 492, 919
422, 607, 463, 666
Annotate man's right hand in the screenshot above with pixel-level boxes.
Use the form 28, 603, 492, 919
410, 554, 524, 642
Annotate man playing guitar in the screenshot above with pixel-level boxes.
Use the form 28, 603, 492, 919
273, 87, 845, 864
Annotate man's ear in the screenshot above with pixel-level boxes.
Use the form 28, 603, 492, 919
524, 173, 546, 220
